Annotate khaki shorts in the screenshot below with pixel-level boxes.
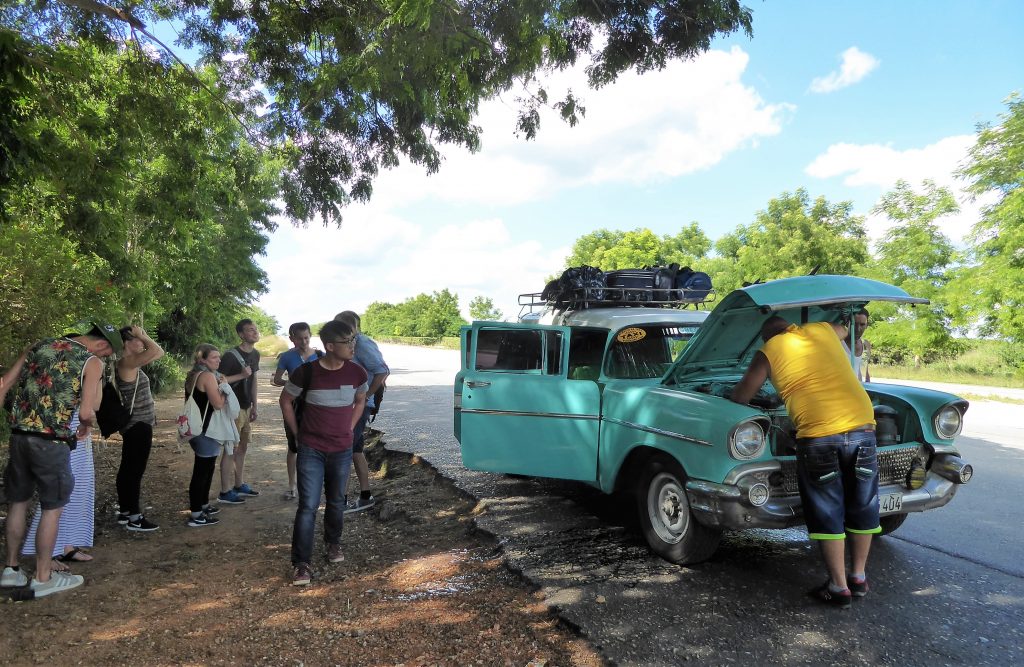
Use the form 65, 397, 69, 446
235, 408, 252, 443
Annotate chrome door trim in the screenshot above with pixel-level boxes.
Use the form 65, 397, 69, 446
604, 417, 712, 446
461, 409, 600, 420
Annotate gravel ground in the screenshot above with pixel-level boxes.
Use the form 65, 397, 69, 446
0, 378, 603, 667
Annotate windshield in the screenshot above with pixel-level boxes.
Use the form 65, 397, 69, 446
606, 324, 701, 379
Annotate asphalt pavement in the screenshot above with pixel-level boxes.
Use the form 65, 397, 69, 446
373, 343, 1024, 666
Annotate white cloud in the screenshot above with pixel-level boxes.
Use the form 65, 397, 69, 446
368, 46, 790, 207
257, 212, 567, 332
258, 45, 789, 333
804, 135, 991, 244
809, 47, 880, 93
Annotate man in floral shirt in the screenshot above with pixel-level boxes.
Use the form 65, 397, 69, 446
2, 321, 120, 598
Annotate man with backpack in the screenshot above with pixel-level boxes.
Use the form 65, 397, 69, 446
334, 311, 389, 514
272, 322, 323, 500
217, 318, 261, 503
280, 320, 367, 585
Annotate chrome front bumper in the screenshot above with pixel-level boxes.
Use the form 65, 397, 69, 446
686, 455, 968, 531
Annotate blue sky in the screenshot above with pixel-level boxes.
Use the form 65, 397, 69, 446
249, 0, 1023, 332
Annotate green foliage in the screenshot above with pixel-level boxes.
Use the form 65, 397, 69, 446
566, 224, 711, 270
866, 180, 961, 360
0, 30, 279, 360
468, 296, 503, 322
957, 93, 1024, 344
363, 290, 469, 339
713, 189, 869, 292
4, 1, 753, 225
143, 353, 186, 396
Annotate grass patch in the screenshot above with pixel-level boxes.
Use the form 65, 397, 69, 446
256, 335, 289, 357
873, 364, 1024, 389
957, 392, 1024, 405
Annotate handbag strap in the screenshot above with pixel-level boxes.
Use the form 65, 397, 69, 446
128, 372, 140, 415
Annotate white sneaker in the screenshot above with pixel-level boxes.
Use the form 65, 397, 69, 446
1, 566, 28, 587
30, 572, 84, 597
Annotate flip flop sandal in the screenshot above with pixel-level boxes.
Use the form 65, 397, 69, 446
50, 558, 71, 573
55, 547, 93, 563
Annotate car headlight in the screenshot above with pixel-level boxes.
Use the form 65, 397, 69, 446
933, 404, 963, 439
729, 421, 766, 460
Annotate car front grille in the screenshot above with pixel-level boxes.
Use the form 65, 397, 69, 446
777, 445, 920, 495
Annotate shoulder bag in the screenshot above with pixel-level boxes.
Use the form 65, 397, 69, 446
176, 372, 210, 440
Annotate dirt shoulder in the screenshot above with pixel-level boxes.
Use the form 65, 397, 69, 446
1, 378, 602, 667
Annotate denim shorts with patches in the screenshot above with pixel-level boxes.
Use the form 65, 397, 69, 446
796, 429, 881, 540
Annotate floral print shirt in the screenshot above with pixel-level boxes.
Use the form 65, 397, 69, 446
6, 338, 94, 442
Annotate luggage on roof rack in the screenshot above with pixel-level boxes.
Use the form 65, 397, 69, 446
519, 265, 716, 320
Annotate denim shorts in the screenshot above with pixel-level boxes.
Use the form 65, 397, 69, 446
796, 429, 881, 540
3, 433, 75, 510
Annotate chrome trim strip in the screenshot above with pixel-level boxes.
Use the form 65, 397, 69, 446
461, 409, 600, 420
604, 417, 712, 446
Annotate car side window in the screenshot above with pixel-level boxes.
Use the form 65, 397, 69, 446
568, 329, 608, 381
475, 329, 561, 374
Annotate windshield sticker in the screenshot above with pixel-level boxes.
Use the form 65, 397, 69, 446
617, 327, 647, 343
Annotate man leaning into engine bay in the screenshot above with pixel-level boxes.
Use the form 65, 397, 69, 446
730, 315, 879, 609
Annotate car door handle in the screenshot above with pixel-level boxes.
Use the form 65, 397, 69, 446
466, 381, 491, 388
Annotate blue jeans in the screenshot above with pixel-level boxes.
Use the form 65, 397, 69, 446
291, 445, 352, 565
796, 429, 880, 540
352, 405, 373, 453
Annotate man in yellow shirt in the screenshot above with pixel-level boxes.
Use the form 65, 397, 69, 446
731, 315, 879, 609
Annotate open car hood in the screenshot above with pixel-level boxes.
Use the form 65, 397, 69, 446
665, 275, 929, 383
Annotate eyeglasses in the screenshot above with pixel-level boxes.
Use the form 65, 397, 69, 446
327, 337, 355, 346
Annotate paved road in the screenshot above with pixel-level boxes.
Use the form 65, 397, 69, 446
374, 344, 1024, 666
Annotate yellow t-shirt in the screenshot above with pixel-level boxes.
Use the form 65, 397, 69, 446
760, 322, 874, 439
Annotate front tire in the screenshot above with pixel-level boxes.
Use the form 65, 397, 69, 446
879, 513, 908, 535
637, 454, 721, 564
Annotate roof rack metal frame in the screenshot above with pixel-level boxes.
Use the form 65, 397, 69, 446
518, 286, 717, 320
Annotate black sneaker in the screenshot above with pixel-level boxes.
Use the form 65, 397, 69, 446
848, 577, 869, 598
202, 505, 221, 516
809, 582, 852, 609
126, 515, 159, 532
116, 512, 131, 525
187, 513, 219, 528
344, 495, 376, 514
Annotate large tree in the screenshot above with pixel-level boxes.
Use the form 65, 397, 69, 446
566, 223, 712, 270
0, 32, 278, 355
3, 0, 754, 224
867, 180, 961, 362
712, 189, 870, 292
957, 93, 1024, 344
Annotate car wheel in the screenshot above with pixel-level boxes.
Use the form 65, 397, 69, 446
637, 454, 721, 564
879, 513, 908, 535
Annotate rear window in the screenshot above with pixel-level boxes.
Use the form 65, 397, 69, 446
605, 325, 700, 379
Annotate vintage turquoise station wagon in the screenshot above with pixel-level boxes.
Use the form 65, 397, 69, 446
454, 275, 973, 564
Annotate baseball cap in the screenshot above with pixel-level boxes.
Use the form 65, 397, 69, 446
67, 320, 124, 354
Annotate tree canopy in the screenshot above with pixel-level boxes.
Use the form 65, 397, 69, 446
5, 0, 754, 225
958, 93, 1024, 343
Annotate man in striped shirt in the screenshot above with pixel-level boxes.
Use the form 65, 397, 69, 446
279, 320, 368, 586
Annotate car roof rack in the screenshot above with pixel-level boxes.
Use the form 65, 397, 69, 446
518, 286, 717, 321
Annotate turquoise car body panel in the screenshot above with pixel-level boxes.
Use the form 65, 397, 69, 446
595, 382, 766, 493
458, 321, 602, 481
